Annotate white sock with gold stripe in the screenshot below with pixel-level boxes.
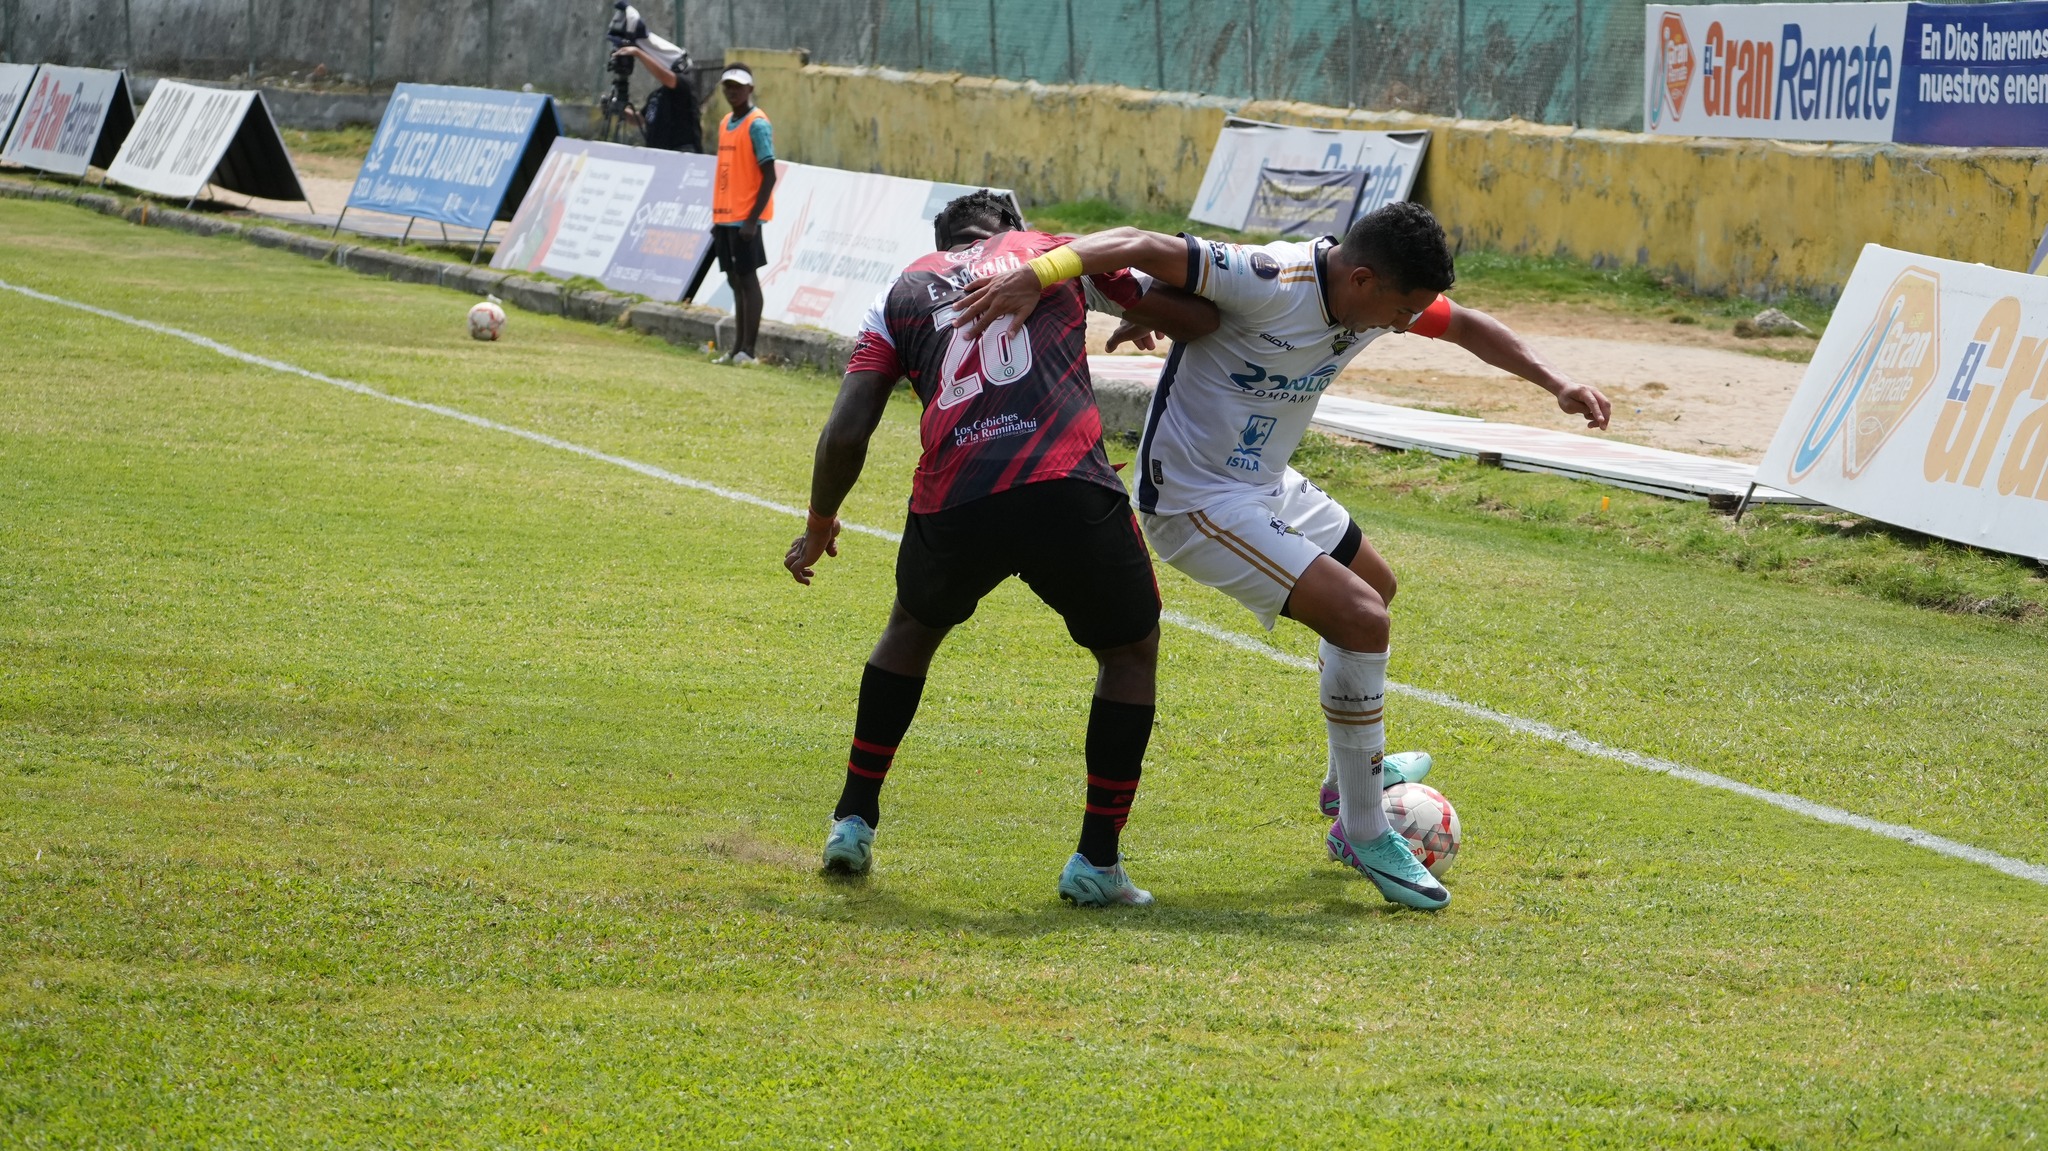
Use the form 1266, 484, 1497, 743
1320, 640, 1391, 844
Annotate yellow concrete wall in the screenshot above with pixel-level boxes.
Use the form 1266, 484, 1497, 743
730, 49, 2048, 299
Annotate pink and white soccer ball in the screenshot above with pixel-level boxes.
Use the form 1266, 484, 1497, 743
1383, 782, 1461, 878
467, 298, 506, 341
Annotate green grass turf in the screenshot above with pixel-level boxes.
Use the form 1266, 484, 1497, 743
1, 199, 2045, 1147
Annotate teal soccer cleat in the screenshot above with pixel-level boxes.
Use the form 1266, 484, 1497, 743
1319, 750, 1434, 817
1326, 820, 1450, 910
821, 815, 875, 875
1057, 853, 1155, 907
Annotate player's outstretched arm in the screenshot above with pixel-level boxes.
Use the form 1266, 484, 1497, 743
954, 227, 1192, 338
1439, 302, 1613, 430
785, 369, 895, 584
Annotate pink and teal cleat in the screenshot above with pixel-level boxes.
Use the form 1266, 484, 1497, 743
1326, 819, 1450, 910
1318, 750, 1433, 817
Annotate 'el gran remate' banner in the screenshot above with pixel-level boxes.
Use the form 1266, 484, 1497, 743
347, 83, 559, 231
1759, 244, 2048, 561
1, 65, 135, 177
493, 138, 717, 302
1648, 1, 2048, 145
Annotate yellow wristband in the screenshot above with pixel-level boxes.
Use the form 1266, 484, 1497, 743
1027, 245, 1085, 289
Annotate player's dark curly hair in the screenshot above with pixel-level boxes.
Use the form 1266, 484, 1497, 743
933, 189, 1025, 250
1338, 201, 1456, 294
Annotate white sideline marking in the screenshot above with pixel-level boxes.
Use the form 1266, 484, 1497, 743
7, 276, 2047, 889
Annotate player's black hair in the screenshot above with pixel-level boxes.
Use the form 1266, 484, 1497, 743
933, 189, 1025, 250
1338, 201, 1456, 294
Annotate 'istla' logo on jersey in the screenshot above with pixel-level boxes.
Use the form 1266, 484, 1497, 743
1228, 414, 1279, 473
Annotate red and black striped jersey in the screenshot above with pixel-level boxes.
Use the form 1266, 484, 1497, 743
847, 229, 1144, 514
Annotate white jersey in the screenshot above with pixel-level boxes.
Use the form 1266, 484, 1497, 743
1135, 234, 1436, 516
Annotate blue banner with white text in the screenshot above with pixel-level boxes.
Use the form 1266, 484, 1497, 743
1897, 2, 2048, 145
346, 83, 559, 230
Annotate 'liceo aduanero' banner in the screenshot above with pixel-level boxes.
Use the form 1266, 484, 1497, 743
1646, 1, 2048, 145
1758, 245, 2048, 562
346, 83, 559, 231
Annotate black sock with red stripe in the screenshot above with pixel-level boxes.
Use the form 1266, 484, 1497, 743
832, 663, 926, 829
1078, 697, 1155, 868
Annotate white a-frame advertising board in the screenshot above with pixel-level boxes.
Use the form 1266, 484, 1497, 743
0, 65, 135, 177
107, 80, 308, 204
0, 64, 37, 145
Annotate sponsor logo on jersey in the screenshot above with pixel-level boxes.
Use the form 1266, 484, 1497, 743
1229, 414, 1279, 473
1226, 360, 1340, 400
1331, 331, 1360, 355
1266, 516, 1303, 537
1790, 266, 1940, 482
1250, 252, 1281, 280
1257, 331, 1297, 351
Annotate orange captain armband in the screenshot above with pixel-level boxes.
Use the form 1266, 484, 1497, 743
1408, 294, 1453, 339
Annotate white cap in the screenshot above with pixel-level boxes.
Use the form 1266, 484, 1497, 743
719, 66, 754, 86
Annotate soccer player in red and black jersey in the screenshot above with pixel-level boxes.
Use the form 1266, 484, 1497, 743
783, 190, 1219, 906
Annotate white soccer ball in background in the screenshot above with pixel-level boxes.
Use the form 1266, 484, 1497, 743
467, 297, 506, 342
1383, 782, 1461, 878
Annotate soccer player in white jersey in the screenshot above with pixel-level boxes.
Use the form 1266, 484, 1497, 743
954, 202, 1612, 910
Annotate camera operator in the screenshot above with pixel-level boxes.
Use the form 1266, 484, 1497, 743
603, 3, 701, 152
611, 41, 701, 153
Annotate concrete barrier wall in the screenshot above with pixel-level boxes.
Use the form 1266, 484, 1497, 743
736, 49, 2048, 301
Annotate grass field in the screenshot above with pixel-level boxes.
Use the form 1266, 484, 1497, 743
3, 199, 2046, 1147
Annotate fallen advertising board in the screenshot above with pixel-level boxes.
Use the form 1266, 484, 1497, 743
0, 65, 135, 177
692, 164, 1022, 337
106, 80, 306, 203
1758, 244, 2048, 560
0, 64, 36, 145
346, 83, 560, 231
1648, 1, 2048, 145
1190, 119, 1428, 231
493, 139, 717, 302
1243, 165, 1369, 237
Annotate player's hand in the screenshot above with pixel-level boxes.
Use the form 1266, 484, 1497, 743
1556, 382, 1611, 430
1105, 319, 1160, 352
954, 265, 1048, 338
738, 219, 760, 241
785, 510, 840, 585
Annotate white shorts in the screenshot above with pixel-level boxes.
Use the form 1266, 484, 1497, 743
1140, 468, 1353, 630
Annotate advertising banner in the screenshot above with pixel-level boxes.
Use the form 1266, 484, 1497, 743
1648, 1, 2048, 144
1190, 119, 1428, 231
1, 65, 135, 177
1897, 2, 2048, 145
0, 64, 35, 145
1759, 245, 2048, 561
105, 81, 305, 203
493, 139, 717, 302
1644, 3, 1909, 141
346, 83, 560, 231
693, 165, 1021, 337
1243, 165, 1369, 236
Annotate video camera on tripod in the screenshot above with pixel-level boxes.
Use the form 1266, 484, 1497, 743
601, 0, 689, 144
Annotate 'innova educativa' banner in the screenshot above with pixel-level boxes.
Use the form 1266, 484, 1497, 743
1647, 1, 2048, 145
1758, 245, 2048, 561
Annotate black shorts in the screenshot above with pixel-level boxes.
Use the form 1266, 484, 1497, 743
896, 479, 1161, 650
712, 226, 767, 275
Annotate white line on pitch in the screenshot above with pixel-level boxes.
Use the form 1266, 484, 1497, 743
8, 276, 2045, 889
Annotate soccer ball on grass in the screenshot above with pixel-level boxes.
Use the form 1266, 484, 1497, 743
1383, 782, 1461, 878
468, 297, 507, 341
